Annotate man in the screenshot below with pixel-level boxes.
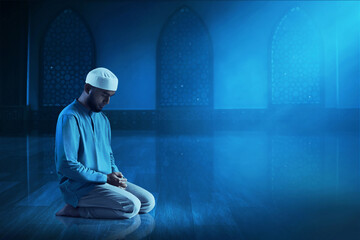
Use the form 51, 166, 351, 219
55, 67, 155, 219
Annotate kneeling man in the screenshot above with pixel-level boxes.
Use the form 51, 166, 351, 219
55, 67, 155, 219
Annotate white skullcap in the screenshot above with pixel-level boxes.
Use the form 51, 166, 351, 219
85, 67, 118, 91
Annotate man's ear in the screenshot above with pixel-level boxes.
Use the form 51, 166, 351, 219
84, 84, 92, 94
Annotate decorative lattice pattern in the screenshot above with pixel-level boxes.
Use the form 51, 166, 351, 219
42, 9, 94, 107
271, 7, 321, 105
158, 6, 212, 107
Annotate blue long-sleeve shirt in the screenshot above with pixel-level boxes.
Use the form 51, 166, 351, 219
55, 99, 119, 207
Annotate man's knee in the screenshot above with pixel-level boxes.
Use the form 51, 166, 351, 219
122, 197, 141, 219
139, 193, 155, 214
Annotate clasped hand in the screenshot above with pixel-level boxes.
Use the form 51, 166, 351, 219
107, 172, 127, 189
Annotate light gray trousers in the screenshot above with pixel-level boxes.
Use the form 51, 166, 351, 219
77, 182, 155, 219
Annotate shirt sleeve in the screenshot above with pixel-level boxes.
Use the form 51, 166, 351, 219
107, 118, 119, 173
55, 114, 107, 183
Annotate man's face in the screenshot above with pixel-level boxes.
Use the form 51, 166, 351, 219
87, 86, 116, 112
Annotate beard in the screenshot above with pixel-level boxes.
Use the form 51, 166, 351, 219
87, 95, 102, 112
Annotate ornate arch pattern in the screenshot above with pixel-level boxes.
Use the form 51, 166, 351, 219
271, 7, 322, 105
157, 6, 213, 108
41, 9, 95, 106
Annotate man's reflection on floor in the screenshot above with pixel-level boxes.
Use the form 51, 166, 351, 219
56, 213, 155, 239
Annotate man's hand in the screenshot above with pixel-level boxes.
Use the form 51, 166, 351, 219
107, 173, 127, 189
113, 172, 124, 179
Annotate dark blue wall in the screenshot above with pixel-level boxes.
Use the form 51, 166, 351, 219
28, 1, 360, 110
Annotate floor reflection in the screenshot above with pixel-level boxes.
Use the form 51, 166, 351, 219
0, 128, 359, 239
56, 213, 155, 240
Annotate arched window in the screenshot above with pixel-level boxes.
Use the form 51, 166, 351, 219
157, 6, 213, 108
41, 9, 95, 107
271, 7, 322, 105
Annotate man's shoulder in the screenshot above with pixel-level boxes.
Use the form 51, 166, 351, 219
58, 102, 80, 120
99, 111, 110, 124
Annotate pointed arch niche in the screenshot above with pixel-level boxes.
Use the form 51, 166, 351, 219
157, 6, 213, 110
41, 9, 95, 107
271, 7, 322, 105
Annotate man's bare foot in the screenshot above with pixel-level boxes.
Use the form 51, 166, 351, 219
55, 204, 81, 217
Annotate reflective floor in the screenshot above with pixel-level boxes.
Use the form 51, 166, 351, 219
0, 127, 360, 239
